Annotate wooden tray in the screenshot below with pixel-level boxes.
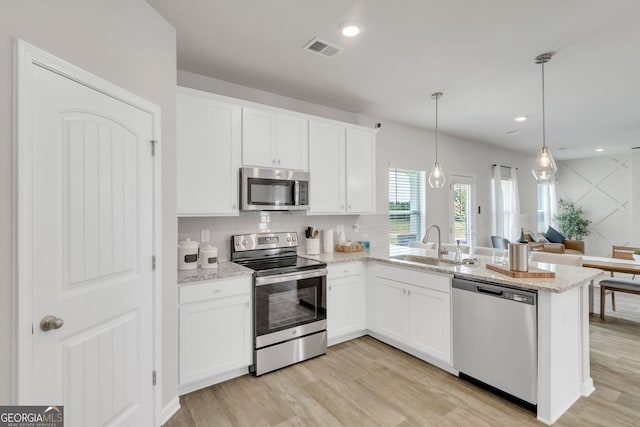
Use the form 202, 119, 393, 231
335, 243, 364, 253
486, 263, 555, 278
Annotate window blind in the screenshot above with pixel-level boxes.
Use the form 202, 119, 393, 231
389, 168, 426, 246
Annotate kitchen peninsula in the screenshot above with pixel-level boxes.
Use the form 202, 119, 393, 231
304, 246, 604, 425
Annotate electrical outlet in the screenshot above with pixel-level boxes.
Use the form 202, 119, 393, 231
353, 223, 360, 232
200, 229, 210, 243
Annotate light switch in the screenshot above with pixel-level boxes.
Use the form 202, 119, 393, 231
200, 229, 210, 243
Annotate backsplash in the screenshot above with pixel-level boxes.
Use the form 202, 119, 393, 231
178, 213, 390, 261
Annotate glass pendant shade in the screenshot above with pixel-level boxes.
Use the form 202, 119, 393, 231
428, 161, 446, 188
532, 146, 557, 181
428, 92, 446, 189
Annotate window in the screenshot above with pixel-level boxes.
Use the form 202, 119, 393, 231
501, 177, 514, 236
537, 181, 557, 232
449, 175, 476, 246
389, 168, 426, 245
537, 183, 546, 231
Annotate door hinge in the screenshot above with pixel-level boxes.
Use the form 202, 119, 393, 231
152, 370, 157, 386
150, 140, 158, 156
152, 255, 156, 270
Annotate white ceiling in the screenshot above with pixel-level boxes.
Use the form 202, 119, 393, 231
148, 0, 640, 160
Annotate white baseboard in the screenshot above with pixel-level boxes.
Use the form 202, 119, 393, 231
178, 366, 249, 396
328, 330, 367, 346
161, 396, 181, 426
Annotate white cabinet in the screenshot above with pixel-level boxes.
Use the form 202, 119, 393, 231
308, 120, 376, 214
327, 262, 366, 344
179, 276, 252, 394
345, 127, 376, 213
177, 88, 241, 216
242, 107, 308, 171
373, 264, 452, 364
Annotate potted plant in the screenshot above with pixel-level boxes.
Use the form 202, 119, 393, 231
554, 199, 591, 240
633, 250, 640, 263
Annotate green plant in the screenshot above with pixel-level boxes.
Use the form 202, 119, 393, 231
554, 199, 591, 240
635, 250, 640, 255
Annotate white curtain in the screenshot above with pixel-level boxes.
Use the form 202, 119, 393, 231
491, 165, 504, 237
509, 167, 522, 241
542, 180, 558, 230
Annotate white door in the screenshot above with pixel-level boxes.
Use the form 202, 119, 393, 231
327, 276, 365, 340
407, 285, 451, 363
276, 114, 308, 171
374, 278, 408, 342
449, 174, 476, 245
242, 107, 275, 168
23, 57, 155, 425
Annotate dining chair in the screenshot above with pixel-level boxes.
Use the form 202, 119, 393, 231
490, 236, 510, 249
607, 245, 640, 310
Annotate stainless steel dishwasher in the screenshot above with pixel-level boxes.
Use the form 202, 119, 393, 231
452, 277, 537, 405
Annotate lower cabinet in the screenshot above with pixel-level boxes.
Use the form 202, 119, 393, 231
327, 262, 366, 344
373, 264, 452, 365
179, 276, 252, 394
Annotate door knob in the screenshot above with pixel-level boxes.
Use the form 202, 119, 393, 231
40, 315, 64, 331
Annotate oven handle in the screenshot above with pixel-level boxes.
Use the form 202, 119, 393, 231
255, 268, 328, 286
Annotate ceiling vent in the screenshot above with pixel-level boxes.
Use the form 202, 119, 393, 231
303, 37, 343, 58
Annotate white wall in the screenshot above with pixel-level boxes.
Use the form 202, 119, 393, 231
633, 149, 640, 246
557, 154, 636, 256
178, 71, 538, 249
0, 0, 178, 408
359, 116, 539, 247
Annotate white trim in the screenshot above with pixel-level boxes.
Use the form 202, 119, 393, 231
161, 396, 181, 425
13, 39, 163, 426
178, 367, 249, 396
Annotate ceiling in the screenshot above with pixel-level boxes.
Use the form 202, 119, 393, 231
148, 0, 640, 160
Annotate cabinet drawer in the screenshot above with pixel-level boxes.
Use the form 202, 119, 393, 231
180, 276, 251, 304
328, 262, 364, 279
376, 264, 451, 293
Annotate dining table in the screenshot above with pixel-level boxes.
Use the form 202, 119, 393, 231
582, 256, 640, 313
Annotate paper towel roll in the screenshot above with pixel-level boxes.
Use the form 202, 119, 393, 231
336, 230, 346, 244
323, 229, 334, 253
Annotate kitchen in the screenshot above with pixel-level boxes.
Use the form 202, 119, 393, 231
2, 1, 640, 427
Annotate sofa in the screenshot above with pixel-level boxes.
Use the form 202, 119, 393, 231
523, 232, 584, 255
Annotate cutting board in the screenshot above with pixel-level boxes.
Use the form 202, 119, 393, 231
486, 263, 555, 278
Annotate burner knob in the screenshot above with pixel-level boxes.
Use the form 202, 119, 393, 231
287, 237, 291, 242
242, 240, 247, 246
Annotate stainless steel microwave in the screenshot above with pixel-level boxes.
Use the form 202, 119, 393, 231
240, 167, 309, 211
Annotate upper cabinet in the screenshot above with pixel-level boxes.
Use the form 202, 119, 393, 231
242, 107, 309, 171
177, 88, 242, 216
309, 120, 376, 215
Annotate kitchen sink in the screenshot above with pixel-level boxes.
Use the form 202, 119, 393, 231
390, 254, 464, 267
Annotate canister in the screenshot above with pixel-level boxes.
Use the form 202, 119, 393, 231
200, 245, 218, 269
178, 238, 199, 270
509, 243, 529, 272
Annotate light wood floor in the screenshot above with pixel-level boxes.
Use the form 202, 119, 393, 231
166, 296, 640, 426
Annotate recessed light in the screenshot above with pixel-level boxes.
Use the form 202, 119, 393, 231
340, 23, 361, 37
595, 148, 605, 152
514, 116, 528, 122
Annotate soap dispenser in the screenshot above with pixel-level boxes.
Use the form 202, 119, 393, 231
454, 239, 462, 261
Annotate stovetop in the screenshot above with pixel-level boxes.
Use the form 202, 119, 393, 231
234, 255, 326, 277
230, 231, 326, 277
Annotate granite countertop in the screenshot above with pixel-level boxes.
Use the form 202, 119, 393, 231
178, 261, 253, 284
301, 245, 605, 293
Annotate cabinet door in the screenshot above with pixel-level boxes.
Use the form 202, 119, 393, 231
308, 120, 346, 214
276, 114, 308, 171
179, 294, 251, 386
345, 127, 376, 214
327, 275, 365, 341
407, 284, 451, 363
177, 90, 241, 216
375, 277, 409, 342
242, 107, 276, 168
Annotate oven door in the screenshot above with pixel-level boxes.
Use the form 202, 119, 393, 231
254, 269, 327, 348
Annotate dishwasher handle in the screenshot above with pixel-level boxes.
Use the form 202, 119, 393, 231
476, 286, 503, 296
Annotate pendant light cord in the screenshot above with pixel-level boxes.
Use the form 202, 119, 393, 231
435, 95, 439, 161
541, 59, 546, 149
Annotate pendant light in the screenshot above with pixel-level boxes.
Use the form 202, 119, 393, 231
531, 52, 557, 182
428, 92, 446, 188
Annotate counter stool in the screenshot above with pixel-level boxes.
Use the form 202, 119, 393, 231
599, 278, 640, 319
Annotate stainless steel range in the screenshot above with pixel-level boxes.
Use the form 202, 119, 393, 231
231, 232, 327, 376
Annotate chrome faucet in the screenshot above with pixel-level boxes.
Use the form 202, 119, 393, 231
422, 224, 448, 258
